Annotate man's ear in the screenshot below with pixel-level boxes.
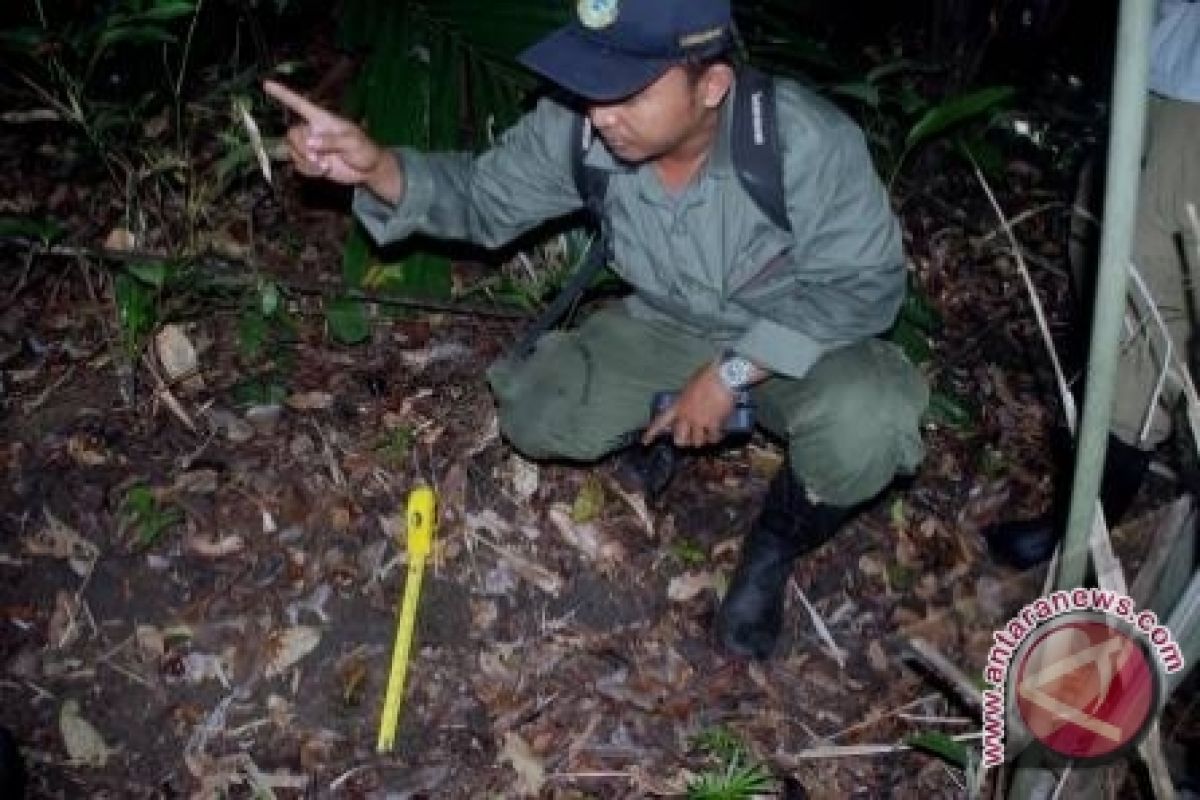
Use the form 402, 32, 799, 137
701, 63, 734, 109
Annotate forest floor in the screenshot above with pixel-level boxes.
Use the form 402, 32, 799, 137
1, 31, 1197, 800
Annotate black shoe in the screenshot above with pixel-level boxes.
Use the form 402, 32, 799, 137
613, 438, 680, 501
0, 726, 25, 800
985, 433, 1151, 569
716, 463, 847, 660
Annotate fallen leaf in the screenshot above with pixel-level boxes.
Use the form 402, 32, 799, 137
267, 694, 294, 730
548, 504, 605, 561
48, 590, 81, 650
500, 731, 545, 797
667, 570, 721, 602
59, 699, 114, 767
67, 433, 110, 466
155, 324, 203, 392
264, 626, 321, 677
867, 640, 889, 673
398, 342, 470, 370
571, 476, 605, 523
103, 227, 136, 252
185, 533, 244, 558
23, 508, 99, 576
235, 97, 272, 184
286, 391, 334, 411
135, 625, 165, 659
858, 553, 885, 577
180, 652, 231, 687
173, 469, 219, 495
510, 456, 539, 503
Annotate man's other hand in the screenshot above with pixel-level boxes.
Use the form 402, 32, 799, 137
643, 362, 736, 448
262, 80, 403, 204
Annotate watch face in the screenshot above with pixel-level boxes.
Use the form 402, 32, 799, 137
720, 356, 752, 389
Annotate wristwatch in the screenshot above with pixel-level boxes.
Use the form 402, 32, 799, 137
716, 351, 755, 392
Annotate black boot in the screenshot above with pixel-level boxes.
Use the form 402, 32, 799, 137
0, 726, 25, 800
716, 463, 847, 660
985, 433, 1151, 569
614, 438, 680, 501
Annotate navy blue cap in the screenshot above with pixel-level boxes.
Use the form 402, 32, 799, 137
518, 0, 733, 102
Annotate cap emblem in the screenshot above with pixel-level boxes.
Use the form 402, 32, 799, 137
577, 0, 619, 30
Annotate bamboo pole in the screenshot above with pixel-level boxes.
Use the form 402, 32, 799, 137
1056, 0, 1153, 592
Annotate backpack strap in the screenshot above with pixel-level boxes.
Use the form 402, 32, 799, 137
511, 113, 611, 359
571, 115, 610, 217
514, 71, 790, 358
730, 65, 791, 233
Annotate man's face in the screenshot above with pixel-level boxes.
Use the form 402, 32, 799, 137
585, 64, 728, 164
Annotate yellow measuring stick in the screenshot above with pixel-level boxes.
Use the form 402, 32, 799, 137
377, 485, 436, 752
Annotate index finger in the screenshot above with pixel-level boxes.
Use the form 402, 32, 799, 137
642, 406, 676, 445
263, 80, 331, 124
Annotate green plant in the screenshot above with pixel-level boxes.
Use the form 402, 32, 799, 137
328, 0, 570, 333
908, 732, 984, 799
113, 260, 185, 356
376, 425, 415, 467
823, 54, 1014, 182
686, 726, 775, 800
233, 278, 296, 403
121, 484, 182, 547
686, 757, 774, 800
671, 538, 708, 567
2, 0, 200, 183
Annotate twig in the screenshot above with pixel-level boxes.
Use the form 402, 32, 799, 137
98, 658, 152, 688
0, 109, 62, 123
1050, 763, 1073, 800
791, 581, 847, 669
972, 161, 1077, 433
22, 363, 77, 413
896, 713, 975, 726
1126, 262, 1173, 445
7, 242, 532, 319
975, 201, 1070, 244
328, 764, 372, 792
785, 732, 982, 761
828, 692, 942, 741
467, 530, 564, 596
141, 352, 198, 432
904, 638, 982, 714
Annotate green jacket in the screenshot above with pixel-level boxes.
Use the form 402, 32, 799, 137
353, 75, 904, 380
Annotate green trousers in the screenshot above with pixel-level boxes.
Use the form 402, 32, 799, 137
487, 306, 928, 508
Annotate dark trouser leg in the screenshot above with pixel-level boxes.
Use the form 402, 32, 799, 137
0, 726, 25, 800
985, 433, 1151, 569
487, 306, 713, 462
717, 339, 928, 659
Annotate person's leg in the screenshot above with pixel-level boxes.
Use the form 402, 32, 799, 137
486, 306, 715, 462
1114, 94, 1200, 450
0, 725, 24, 799
717, 339, 928, 658
986, 96, 1200, 569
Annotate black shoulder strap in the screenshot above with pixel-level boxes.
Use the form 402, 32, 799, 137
513, 74, 790, 358
730, 66, 791, 233
570, 114, 609, 217
511, 113, 610, 359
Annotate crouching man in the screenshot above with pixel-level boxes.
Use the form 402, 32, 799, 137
265, 0, 928, 659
